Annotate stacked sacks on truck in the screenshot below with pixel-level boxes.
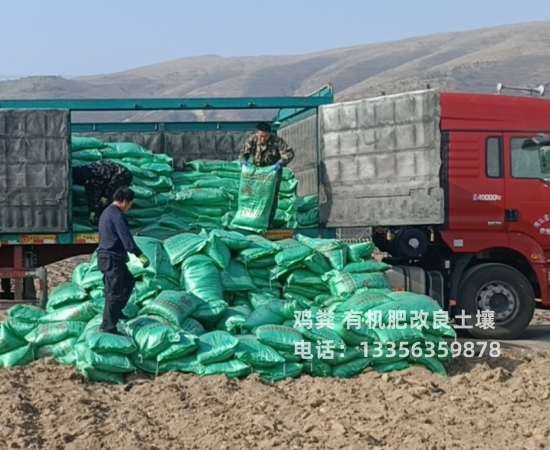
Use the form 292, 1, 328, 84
0, 228, 455, 382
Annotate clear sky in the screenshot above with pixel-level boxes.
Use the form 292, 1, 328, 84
2, 0, 550, 77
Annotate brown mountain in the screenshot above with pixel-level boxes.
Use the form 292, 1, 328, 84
1, 20, 549, 122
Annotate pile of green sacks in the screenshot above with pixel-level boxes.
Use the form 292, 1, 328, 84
70, 136, 309, 234
0, 230, 455, 383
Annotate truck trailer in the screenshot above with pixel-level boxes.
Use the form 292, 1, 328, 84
1, 86, 549, 340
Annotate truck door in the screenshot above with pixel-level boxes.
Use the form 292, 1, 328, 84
504, 133, 550, 248
447, 132, 506, 231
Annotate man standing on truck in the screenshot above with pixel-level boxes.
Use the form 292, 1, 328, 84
72, 160, 133, 226
97, 186, 149, 335
239, 122, 295, 227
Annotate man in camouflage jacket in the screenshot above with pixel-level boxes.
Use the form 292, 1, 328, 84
72, 160, 133, 225
239, 122, 295, 227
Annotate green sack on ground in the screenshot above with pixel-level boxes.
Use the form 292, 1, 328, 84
86, 331, 137, 355
409, 354, 447, 376
244, 299, 307, 329
25, 321, 87, 347
331, 356, 372, 378
230, 165, 279, 233
189, 300, 228, 327
79, 367, 125, 384
6, 304, 46, 323
335, 290, 394, 314
373, 360, 411, 373
374, 326, 425, 345
156, 332, 199, 362
209, 229, 250, 250
274, 240, 312, 272
0, 344, 34, 368
249, 290, 280, 310
347, 242, 375, 262
254, 325, 303, 352
222, 261, 257, 291
257, 363, 303, 382
126, 316, 180, 359
296, 235, 348, 271
215, 305, 252, 334
203, 360, 251, 378
180, 317, 206, 336
5, 318, 37, 338
0, 322, 28, 354
181, 255, 223, 303
37, 337, 77, 359
80, 269, 104, 291
201, 231, 231, 270
164, 233, 207, 265
40, 301, 97, 323
286, 269, 328, 291
303, 252, 332, 275
235, 335, 285, 368
78, 348, 135, 373
294, 195, 318, 212
296, 209, 318, 227
343, 260, 391, 274
374, 295, 443, 325
71, 263, 90, 286
323, 271, 392, 297
71, 136, 108, 151
47, 282, 88, 311
246, 255, 277, 269
159, 355, 206, 375
197, 331, 239, 365
140, 291, 199, 327
236, 235, 278, 263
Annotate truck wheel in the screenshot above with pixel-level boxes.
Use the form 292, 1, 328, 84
457, 263, 534, 340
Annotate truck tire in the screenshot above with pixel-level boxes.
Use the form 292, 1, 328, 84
457, 263, 534, 340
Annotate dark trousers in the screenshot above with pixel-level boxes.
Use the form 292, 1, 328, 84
97, 252, 135, 333
268, 169, 283, 228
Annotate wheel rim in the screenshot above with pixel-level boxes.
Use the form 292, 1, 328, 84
476, 282, 518, 322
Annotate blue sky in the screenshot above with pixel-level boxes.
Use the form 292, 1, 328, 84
1, 0, 549, 77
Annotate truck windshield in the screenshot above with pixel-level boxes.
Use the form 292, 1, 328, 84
511, 137, 550, 181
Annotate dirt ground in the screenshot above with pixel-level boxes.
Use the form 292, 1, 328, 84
1, 257, 549, 449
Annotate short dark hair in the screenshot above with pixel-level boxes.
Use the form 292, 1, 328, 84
113, 186, 134, 202
256, 122, 272, 133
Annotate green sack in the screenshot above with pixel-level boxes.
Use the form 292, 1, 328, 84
189, 300, 228, 327
141, 162, 173, 175
6, 304, 45, 323
171, 171, 209, 185
203, 360, 251, 378
209, 229, 250, 250
102, 142, 152, 158
210, 170, 241, 180
128, 279, 159, 306
71, 263, 90, 286
296, 235, 348, 271
0, 344, 34, 368
252, 276, 282, 289
25, 321, 87, 346
125, 316, 180, 359
0, 322, 28, 354
326, 345, 364, 366
79, 367, 125, 384
202, 231, 231, 270
39, 301, 97, 323
188, 159, 241, 173
295, 324, 346, 351
133, 175, 173, 191
163, 233, 207, 265
235, 335, 285, 368
286, 269, 328, 292
130, 184, 156, 198
374, 326, 425, 345
294, 195, 318, 212
323, 271, 392, 297
335, 290, 394, 314
77, 349, 135, 374
409, 354, 447, 376
303, 252, 332, 275
284, 285, 325, 300
244, 299, 307, 329
159, 355, 206, 375
347, 242, 375, 262
246, 256, 277, 269
72, 149, 103, 162
302, 358, 332, 377
140, 291, 199, 327
156, 332, 199, 362
181, 255, 223, 303
130, 352, 159, 374
194, 178, 239, 192
47, 282, 88, 311
71, 136, 108, 151
254, 325, 303, 353
343, 260, 391, 274
86, 331, 137, 355
215, 305, 252, 334
374, 295, 443, 325
157, 215, 194, 231
132, 193, 171, 209
174, 187, 233, 204
256, 363, 303, 382
221, 261, 257, 291
230, 165, 279, 233
274, 239, 313, 270
249, 290, 280, 310
180, 317, 206, 336
332, 313, 378, 346
4, 318, 37, 338
80, 269, 104, 291
296, 209, 318, 227
197, 331, 239, 365
236, 234, 278, 263
331, 356, 372, 378
37, 337, 77, 359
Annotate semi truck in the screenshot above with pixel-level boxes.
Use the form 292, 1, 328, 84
1, 85, 549, 340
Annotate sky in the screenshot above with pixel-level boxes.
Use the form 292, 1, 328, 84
1, 0, 550, 78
